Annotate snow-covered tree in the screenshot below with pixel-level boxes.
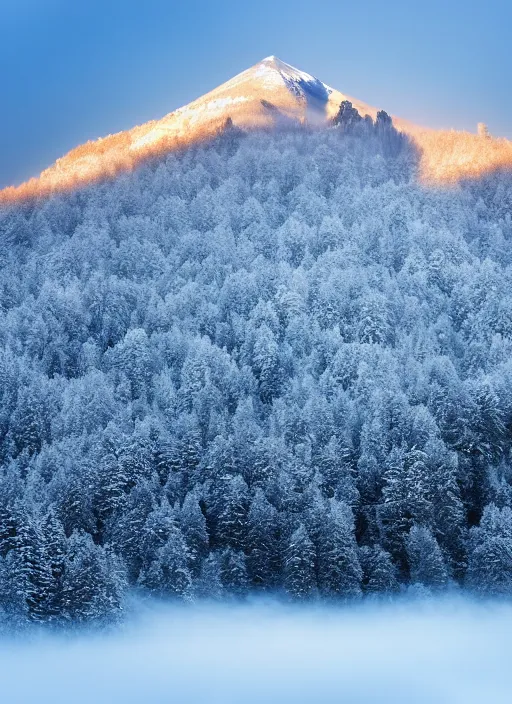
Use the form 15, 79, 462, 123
284, 524, 316, 599
406, 525, 449, 590
466, 504, 512, 595
62, 531, 127, 622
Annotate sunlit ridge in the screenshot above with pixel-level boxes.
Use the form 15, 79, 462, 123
1, 57, 511, 204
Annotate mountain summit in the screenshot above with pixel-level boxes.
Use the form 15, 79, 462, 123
2, 56, 511, 202
126, 55, 364, 154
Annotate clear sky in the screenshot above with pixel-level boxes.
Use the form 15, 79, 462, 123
1, 0, 511, 188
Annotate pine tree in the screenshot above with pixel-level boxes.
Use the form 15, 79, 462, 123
117, 433, 154, 489
333, 101, 362, 130
160, 415, 202, 499
252, 324, 281, 404
378, 446, 435, 573
406, 525, 449, 590
213, 475, 249, 550
427, 438, 465, 576
138, 525, 192, 599
41, 507, 67, 617
55, 459, 96, 538
316, 500, 362, 598
247, 488, 279, 588
376, 110, 392, 128
140, 500, 177, 568
317, 436, 359, 505
219, 547, 248, 596
107, 480, 156, 581
6, 509, 53, 621
112, 328, 153, 399
472, 381, 506, 462
194, 552, 224, 599
0, 490, 17, 557
360, 545, 399, 595
62, 530, 127, 622
284, 524, 316, 599
9, 386, 49, 458
466, 504, 512, 596
94, 447, 131, 534
357, 294, 392, 345
180, 491, 209, 573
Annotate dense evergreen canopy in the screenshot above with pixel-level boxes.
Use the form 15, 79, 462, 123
1, 112, 512, 624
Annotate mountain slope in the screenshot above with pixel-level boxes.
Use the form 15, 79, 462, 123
1, 56, 512, 203
2, 122, 512, 621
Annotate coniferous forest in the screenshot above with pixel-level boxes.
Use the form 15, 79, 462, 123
1, 110, 512, 625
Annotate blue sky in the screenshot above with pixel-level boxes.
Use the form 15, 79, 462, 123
1, 0, 511, 188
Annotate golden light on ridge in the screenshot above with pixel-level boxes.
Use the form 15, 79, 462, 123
1, 57, 511, 205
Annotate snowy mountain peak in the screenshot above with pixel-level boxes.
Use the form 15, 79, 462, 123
260, 55, 323, 80
253, 56, 333, 106
1, 55, 362, 201
259, 55, 306, 74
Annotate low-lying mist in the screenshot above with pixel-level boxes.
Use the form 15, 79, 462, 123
0, 597, 511, 703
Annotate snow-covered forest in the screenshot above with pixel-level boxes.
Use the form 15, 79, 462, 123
1, 109, 512, 625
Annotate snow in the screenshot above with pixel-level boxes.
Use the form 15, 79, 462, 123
256, 56, 334, 102
264, 56, 328, 87
130, 95, 250, 150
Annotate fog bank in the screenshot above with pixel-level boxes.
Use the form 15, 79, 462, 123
0, 598, 511, 703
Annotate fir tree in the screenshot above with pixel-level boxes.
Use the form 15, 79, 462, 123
62, 531, 127, 622
406, 525, 449, 590
316, 500, 362, 598
360, 545, 399, 595
247, 488, 279, 587
138, 525, 192, 599
284, 524, 316, 599
194, 552, 224, 599
466, 504, 512, 595
219, 548, 248, 596
213, 475, 249, 550
180, 491, 209, 572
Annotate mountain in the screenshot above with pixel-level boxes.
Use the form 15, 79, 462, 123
2, 52, 512, 623
2, 56, 512, 203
